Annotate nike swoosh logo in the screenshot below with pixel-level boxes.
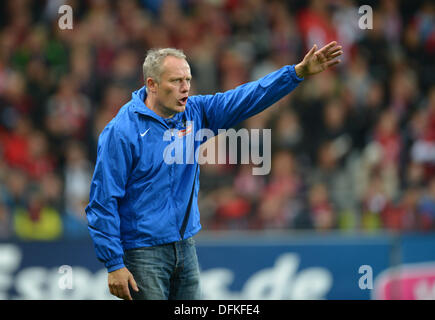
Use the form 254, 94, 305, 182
140, 128, 150, 137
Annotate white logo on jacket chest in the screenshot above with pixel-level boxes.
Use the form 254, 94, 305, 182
140, 128, 150, 137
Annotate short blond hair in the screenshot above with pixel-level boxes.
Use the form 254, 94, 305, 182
143, 48, 186, 83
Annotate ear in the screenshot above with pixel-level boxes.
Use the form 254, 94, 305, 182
146, 77, 158, 93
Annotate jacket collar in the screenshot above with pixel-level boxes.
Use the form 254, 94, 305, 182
132, 86, 160, 118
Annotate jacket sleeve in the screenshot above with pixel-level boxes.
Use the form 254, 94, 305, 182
85, 123, 133, 272
191, 64, 304, 134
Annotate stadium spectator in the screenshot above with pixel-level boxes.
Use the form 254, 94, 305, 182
45, 74, 91, 142
361, 172, 392, 231
254, 150, 303, 229
382, 186, 422, 231
307, 182, 335, 231
62, 140, 93, 238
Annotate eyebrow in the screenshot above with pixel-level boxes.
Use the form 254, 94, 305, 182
169, 76, 192, 81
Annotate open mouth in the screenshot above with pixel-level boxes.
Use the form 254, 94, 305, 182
179, 97, 188, 105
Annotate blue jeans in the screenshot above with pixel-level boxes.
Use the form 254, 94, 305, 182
123, 237, 201, 300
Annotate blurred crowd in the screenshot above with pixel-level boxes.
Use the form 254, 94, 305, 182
0, 0, 434, 240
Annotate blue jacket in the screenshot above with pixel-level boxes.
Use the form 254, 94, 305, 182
85, 65, 304, 272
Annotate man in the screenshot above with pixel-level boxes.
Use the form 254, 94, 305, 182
85, 42, 342, 300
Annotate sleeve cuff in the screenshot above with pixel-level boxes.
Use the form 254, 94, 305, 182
290, 64, 304, 82
105, 257, 125, 273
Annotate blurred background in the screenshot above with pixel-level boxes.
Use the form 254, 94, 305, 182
0, 0, 434, 300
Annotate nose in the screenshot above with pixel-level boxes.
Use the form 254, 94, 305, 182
180, 80, 190, 93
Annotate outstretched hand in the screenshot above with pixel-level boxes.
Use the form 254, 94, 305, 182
295, 41, 343, 78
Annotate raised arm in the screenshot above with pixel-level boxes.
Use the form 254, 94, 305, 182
190, 64, 304, 134
190, 41, 342, 134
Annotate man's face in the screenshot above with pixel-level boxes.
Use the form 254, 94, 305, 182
150, 56, 192, 117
